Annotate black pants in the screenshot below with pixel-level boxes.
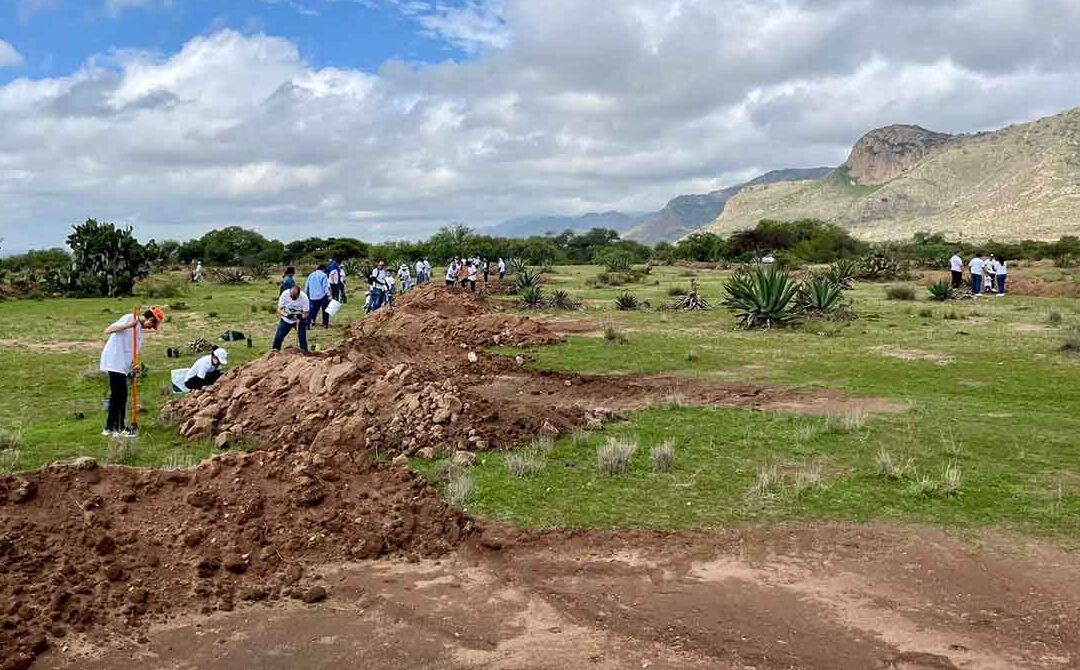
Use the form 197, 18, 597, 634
330, 283, 341, 301
185, 369, 222, 391
106, 371, 128, 432
950, 270, 962, 288
308, 296, 330, 328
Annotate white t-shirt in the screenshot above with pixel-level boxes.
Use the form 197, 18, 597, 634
950, 255, 963, 272
498, 259, 506, 272
446, 263, 457, 281
328, 268, 340, 284
184, 353, 219, 382
467, 264, 478, 280
99, 314, 143, 375
278, 290, 310, 324
969, 258, 984, 275
997, 261, 1008, 275
415, 260, 424, 275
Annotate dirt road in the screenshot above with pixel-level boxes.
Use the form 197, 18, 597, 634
44, 524, 1080, 670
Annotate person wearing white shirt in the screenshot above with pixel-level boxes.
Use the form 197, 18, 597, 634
415, 259, 425, 284
100, 307, 163, 436
423, 259, 432, 283
367, 260, 391, 312
949, 252, 963, 289
273, 285, 310, 351
183, 348, 228, 391
466, 262, 478, 291
968, 253, 985, 296
445, 259, 459, 287
397, 264, 412, 293
497, 258, 506, 280
995, 258, 1009, 296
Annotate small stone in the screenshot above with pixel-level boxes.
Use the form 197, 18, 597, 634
213, 432, 233, 450
300, 585, 327, 604
126, 587, 149, 605
186, 490, 217, 508
451, 450, 476, 467
514, 355, 525, 368
538, 420, 560, 438
195, 557, 221, 578
467, 351, 479, 363
416, 447, 436, 459
94, 535, 116, 556
105, 564, 124, 582
224, 556, 248, 574
564, 380, 572, 387
391, 454, 409, 467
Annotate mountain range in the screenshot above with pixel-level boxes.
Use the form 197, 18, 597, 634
704, 106, 1080, 241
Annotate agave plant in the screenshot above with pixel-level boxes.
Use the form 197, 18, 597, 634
509, 257, 528, 274
548, 289, 579, 310
519, 285, 546, 310
515, 268, 543, 291
538, 257, 555, 274
825, 258, 859, 290
614, 291, 640, 310
605, 254, 632, 272
722, 265, 800, 329
669, 278, 711, 310
211, 267, 248, 285
797, 277, 844, 316
927, 280, 955, 301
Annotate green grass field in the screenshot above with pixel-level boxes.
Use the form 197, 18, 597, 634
3, 264, 1080, 540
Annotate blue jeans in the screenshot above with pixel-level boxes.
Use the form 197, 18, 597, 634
308, 296, 330, 328
996, 274, 1007, 294
970, 275, 982, 294
272, 319, 308, 351
366, 288, 386, 313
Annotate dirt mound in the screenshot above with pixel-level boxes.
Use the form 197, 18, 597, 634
0, 452, 470, 669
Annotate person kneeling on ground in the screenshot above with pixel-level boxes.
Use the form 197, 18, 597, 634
273, 284, 310, 351
183, 348, 228, 391
100, 306, 164, 436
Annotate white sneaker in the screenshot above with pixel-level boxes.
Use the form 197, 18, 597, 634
101, 429, 113, 437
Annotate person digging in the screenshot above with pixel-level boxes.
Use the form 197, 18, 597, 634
179, 347, 228, 391
273, 284, 310, 351
100, 306, 164, 437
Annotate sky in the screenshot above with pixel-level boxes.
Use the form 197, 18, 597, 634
2, 0, 1080, 250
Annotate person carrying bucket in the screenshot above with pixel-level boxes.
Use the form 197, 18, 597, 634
99, 306, 163, 437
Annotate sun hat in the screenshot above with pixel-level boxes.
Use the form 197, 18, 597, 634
148, 306, 165, 330
213, 348, 228, 365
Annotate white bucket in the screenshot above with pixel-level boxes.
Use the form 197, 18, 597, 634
171, 368, 191, 394
326, 299, 343, 317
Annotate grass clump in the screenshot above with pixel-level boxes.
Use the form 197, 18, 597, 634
927, 281, 955, 302
1062, 327, 1080, 355
530, 435, 555, 456
650, 439, 676, 473
505, 451, 545, 478
104, 435, 136, 464
793, 460, 826, 494
942, 462, 963, 497
666, 285, 688, 297
0, 448, 19, 474
875, 447, 908, 481
445, 466, 473, 507
1048, 311, 1063, 325
602, 321, 628, 345
0, 428, 21, 450
884, 285, 916, 301
597, 437, 637, 476
828, 410, 867, 434
748, 465, 780, 501
906, 473, 940, 498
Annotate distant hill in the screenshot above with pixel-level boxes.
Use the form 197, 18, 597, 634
704, 107, 1080, 241
483, 211, 644, 238
622, 167, 833, 245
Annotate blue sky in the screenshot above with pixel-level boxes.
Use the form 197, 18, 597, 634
1, 0, 1079, 250
0, 0, 475, 84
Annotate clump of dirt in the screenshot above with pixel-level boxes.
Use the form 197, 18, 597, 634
0, 452, 470, 669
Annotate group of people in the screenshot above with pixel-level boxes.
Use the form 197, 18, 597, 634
949, 251, 1008, 296
444, 256, 506, 291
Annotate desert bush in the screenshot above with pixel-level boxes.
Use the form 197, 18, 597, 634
1062, 327, 1080, 355
604, 254, 632, 272
445, 467, 473, 507
614, 291, 640, 311
212, 268, 247, 285
602, 322, 627, 345
1049, 311, 1063, 325
597, 438, 637, 475
519, 285, 546, 310
245, 260, 271, 280
505, 451, 545, 478
650, 439, 676, 473
917, 308, 934, 318
884, 285, 916, 301
0, 448, 19, 474
104, 435, 136, 464
875, 447, 908, 480
537, 257, 555, 274
857, 254, 911, 281
723, 265, 800, 329
168, 300, 190, 311
825, 258, 859, 289
927, 281, 955, 301
547, 289, 579, 310
139, 278, 184, 299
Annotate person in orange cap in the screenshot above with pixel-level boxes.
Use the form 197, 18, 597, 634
99, 307, 163, 436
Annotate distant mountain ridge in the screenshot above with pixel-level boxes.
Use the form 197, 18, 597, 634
704, 106, 1080, 241
485, 167, 832, 244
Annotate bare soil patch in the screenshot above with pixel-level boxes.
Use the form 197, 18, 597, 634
1013, 323, 1052, 333
872, 346, 954, 366
44, 524, 1080, 670
0, 339, 100, 354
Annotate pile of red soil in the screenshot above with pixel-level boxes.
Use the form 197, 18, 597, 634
0, 451, 470, 669
174, 285, 577, 457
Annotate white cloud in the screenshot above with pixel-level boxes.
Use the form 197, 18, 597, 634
2, 0, 1080, 248
0, 40, 23, 68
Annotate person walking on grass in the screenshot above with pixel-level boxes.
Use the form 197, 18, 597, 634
273, 284, 309, 351
497, 257, 506, 280
949, 251, 963, 289
100, 307, 164, 436
182, 348, 228, 391
968, 252, 985, 296
995, 258, 1009, 296
367, 260, 391, 312
306, 264, 331, 328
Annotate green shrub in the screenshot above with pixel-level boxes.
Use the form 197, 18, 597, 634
884, 285, 916, 300
519, 285, 546, 310
797, 277, 844, 316
927, 281, 955, 302
547, 289, 579, 310
614, 291, 640, 311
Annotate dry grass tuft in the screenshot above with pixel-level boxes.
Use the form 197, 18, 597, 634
650, 439, 676, 473
597, 438, 637, 476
